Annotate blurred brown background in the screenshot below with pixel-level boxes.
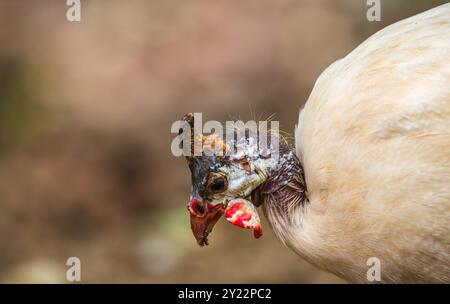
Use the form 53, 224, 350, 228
0, 0, 446, 283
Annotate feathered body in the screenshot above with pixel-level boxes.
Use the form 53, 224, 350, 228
271, 4, 450, 282
183, 3, 450, 283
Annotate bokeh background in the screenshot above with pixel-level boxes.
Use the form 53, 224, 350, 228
0, 0, 447, 283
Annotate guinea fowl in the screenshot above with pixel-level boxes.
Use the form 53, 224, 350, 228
180, 4, 450, 283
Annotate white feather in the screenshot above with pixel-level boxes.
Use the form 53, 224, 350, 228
291, 3, 450, 283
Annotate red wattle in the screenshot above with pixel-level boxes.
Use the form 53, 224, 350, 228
225, 201, 261, 235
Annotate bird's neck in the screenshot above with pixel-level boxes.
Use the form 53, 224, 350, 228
252, 144, 308, 224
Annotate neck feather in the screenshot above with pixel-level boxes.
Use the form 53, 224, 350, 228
252, 142, 308, 225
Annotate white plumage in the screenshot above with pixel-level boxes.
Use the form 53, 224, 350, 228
291, 3, 450, 282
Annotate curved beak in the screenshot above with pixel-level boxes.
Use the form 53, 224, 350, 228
188, 198, 224, 246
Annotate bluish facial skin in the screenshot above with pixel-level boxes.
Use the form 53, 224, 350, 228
187, 135, 278, 214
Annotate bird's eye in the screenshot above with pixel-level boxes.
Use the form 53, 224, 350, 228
208, 175, 227, 193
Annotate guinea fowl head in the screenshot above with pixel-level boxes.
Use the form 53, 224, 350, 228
180, 113, 301, 246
